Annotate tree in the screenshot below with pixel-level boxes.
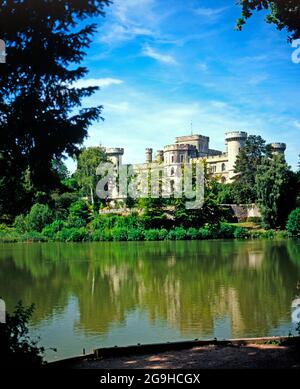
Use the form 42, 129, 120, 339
236, 0, 300, 42
233, 135, 268, 203
286, 208, 300, 237
255, 154, 296, 228
0, 0, 111, 216
0, 302, 45, 368
75, 146, 107, 207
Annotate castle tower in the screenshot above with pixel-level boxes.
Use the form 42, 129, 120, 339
225, 131, 247, 181
145, 148, 153, 163
105, 148, 124, 166
268, 143, 286, 156
156, 150, 164, 163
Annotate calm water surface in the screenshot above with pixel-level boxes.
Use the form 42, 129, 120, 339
1, 240, 300, 362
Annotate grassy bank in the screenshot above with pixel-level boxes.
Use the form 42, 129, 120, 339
0, 222, 289, 243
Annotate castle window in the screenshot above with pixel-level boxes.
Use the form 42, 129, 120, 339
210, 165, 217, 173
221, 163, 226, 172
180, 154, 184, 163
171, 155, 174, 163
170, 167, 175, 176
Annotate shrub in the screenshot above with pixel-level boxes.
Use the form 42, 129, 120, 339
262, 230, 275, 239
167, 227, 187, 240
173, 227, 187, 240
92, 229, 112, 242
0, 302, 44, 368
27, 204, 53, 232
127, 228, 144, 241
286, 208, 300, 238
158, 229, 169, 241
111, 227, 128, 241
91, 215, 115, 230
65, 215, 86, 228
56, 227, 89, 242
0, 231, 20, 243
198, 228, 212, 239
14, 215, 29, 233
20, 232, 47, 242
144, 229, 160, 241
42, 220, 64, 239
69, 200, 90, 221
234, 227, 250, 239
187, 227, 199, 240
218, 224, 236, 239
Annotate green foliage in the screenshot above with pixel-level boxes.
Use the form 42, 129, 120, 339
75, 146, 107, 206
144, 229, 160, 241
255, 155, 296, 229
233, 135, 267, 203
198, 228, 212, 240
234, 227, 250, 239
158, 229, 169, 240
217, 183, 235, 204
0, 302, 44, 368
69, 200, 90, 220
56, 227, 89, 242
127, 228, 144, 241
187, 227, 200, 240
42, 220, 64, 239
92, 229, 112, 242
14, 214, 29, 233
111, 227, 128, 241
286, 208, 300, 238
236, 0, 300, 42
0, 1, 111, 217
50, 191, 78, 220
168, 227, 187, 241
27, 204, 53, 232
218, 223, 236, 239
20, 231, 48, 243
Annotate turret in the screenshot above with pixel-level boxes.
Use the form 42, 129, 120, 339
225, 131, 247, 181
145, 148, 153, 163
156, 150, 164, 163
268, 142, 286, 156
105, 148, 124, 166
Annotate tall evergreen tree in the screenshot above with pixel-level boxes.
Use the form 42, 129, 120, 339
255, 154, 297, 229
0, 0, 111, 216
233, 135, 267, 203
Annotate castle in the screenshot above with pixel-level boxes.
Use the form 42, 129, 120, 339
105, 131, 286, 185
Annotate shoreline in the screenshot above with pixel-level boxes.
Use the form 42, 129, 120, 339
47, 336, 300, 369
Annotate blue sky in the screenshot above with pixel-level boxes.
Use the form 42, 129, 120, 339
70, 0, 300, 171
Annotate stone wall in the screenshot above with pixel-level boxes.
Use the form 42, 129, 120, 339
222, 204, 261, 222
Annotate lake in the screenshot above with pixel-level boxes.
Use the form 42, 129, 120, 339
0, 240, 300, 362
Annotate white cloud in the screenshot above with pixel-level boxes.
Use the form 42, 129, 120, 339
74, 78, 124, 88
293, 120, 300, 130
142, 46, 177, 64
100, 0, 158, 44
197, 62, 208, 72
194, 7, 228, 20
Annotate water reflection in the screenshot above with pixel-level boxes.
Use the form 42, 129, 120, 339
0, 240, 300, 359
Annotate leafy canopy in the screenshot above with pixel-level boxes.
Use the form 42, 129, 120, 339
236, 0, 300, 41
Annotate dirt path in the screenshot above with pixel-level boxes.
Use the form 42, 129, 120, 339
70, 343, 300, 369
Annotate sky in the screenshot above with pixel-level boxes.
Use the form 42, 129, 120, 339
69, 0, 300, 171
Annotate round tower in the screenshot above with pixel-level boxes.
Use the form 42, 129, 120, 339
145, 148, 153, 163
105, 148, 124, 166
156, 150, 164, 163
225, 131, 248, 181
268, 142, 286, 156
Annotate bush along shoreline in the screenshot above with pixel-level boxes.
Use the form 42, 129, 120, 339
0, 202, 299, 244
